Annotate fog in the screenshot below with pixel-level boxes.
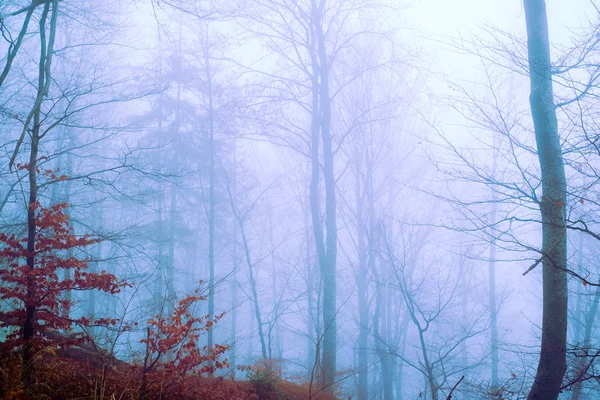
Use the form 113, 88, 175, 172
1, 1, 599, 399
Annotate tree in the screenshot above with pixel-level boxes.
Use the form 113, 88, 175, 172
382, 223, 489, 400
0, 200, 125, 386
238, 0, 398, 390
523, 1, 568, 398
139, 290, 229, 400
0, 0, 50, 90
569, 281, 600, 400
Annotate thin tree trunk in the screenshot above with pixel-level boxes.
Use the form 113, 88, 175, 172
572, 234, 584, 346
489, 139, 499, 388
305, 196, 316, 376
373, 276, 393, 400
309, 0, 337, 390
395, 324, 408, 400
523, 1, 568, 398
241, 222, 268, 361
168, 187, 176, 304
225, 179, 268, 361
230, 147, 238, 373
356, 160, 369, 400
0, 0, 37, 89
205, 26, 216, 361
571, 284, 600, 400
165, 187, 177, 361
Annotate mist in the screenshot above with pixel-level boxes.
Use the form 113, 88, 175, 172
1, 0, 599, 399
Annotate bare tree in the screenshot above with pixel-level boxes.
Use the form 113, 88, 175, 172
523, 1, 568, 398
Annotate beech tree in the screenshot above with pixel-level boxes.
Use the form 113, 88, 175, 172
139, 290, 229, 400
0, 200, 125, 386
522, 1, 568, 398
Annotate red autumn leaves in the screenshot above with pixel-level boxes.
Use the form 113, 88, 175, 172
0, 202, 127, 349
142, 292, 229, 377
0, 178, 229, 391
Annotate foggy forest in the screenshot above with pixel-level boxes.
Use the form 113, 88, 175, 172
1, 0, 600, 399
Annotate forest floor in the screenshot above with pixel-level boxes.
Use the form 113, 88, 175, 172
0, 348, 337, 400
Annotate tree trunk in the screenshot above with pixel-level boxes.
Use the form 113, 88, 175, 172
241, 221, 268, 361
571, 284, 600, 400
22, 119, 40, 386
226, 178, 268, 361
572, 234, 584, 347
523, 1, 568, 399
489, 139, 499, 388
356, 161, 369, 400
305, 197, 317, 376
230, 147, 238, 373
205, 28, 216, 362
311, 0, 337, 390
374, 285, 393, 400
21, 0, 58, 384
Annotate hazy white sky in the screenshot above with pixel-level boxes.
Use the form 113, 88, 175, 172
412, 0, 594, 40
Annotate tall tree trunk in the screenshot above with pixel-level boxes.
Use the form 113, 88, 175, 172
373, 277, 393, 400
230, 147, 238, 373
88, 209, 103, 338
356, 161, 369, 400
22, 115, 40, 386
63, 134, 74, 322
395, 326, 408, 400
168, 187, 176, 304
305, 196, 316, 376
572, 234, 584, 346
268, 213, 281, 360
523, 1, 568, 398
205, 28, 216, 360
21, 0, 58, 384
165, 187, 177, 361
489, 139, 499, 388
167, 25, 182, 328
309, 0, 337, 390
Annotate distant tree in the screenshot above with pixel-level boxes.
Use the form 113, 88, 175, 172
383, 225, 488, 400
239, 0, 400, 391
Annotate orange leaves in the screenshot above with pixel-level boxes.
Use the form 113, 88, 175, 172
141, 289, 229, 379
13, 162, 29, 171
0, 203, 126, 349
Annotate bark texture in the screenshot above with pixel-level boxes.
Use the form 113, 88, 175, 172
523, 1, 568, 398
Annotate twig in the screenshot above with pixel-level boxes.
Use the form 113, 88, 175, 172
446, 375, 465, 400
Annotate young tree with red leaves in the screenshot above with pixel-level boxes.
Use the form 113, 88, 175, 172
139, 290, 229, 400
0, 198, 126, 386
